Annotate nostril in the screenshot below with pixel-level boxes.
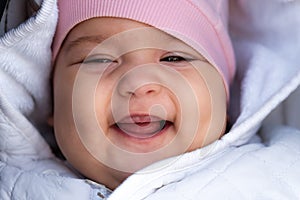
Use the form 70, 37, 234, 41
135, 84, 161, 97
145, 89, 156, 95
120, 84, 161, 98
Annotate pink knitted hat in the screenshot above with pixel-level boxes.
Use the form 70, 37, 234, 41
52, 0, 235, 93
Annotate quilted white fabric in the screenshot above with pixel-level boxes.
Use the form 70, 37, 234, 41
1, 0, 300, 199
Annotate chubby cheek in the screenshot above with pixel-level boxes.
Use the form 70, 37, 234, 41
186, 87, 211, 151
53, 65, 101, 156
53, 67, 78, 157
95, 80, 113, 126
52, 66, 113, 179
179, 67, 213, 152
184, 64, 227, 151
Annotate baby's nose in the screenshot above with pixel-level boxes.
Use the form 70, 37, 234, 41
124, 83, 162, 98
116, 64, 164, 98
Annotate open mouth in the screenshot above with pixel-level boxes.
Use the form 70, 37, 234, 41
113, 115, 171, 139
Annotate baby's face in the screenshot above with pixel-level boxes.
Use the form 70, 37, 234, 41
53, 17, 227, 189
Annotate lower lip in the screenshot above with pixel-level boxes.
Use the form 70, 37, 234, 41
112, 121, 172, 141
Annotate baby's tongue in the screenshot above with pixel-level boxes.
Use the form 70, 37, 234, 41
117, 120, 165, 138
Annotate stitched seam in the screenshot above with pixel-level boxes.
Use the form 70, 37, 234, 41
10, 169, 24, 200
0, 101, 41, 156
199, 147, 262, 198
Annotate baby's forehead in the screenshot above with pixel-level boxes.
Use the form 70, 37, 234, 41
62, 18, 201, 58
66, 18, 178, 44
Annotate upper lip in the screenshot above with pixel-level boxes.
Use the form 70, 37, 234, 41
116, 115, 164, 124
112, 114, 172, 138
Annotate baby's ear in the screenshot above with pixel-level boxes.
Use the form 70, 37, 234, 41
47, 116, 54, 127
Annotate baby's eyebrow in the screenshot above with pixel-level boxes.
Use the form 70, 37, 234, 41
65, 35, 106, 51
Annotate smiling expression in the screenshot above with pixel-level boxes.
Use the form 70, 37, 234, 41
52, 17, 227, 189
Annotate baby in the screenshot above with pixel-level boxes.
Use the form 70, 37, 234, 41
51, 0, 235, 191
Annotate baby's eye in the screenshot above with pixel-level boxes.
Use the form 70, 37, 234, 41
160, 55, 188, 62
79, 55, 118, 72
83, 58, 114, 64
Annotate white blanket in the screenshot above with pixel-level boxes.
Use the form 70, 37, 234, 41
1, 0, 300, 199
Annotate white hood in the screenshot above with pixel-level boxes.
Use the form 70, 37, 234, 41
0, 0, 300, 199
225, 0, 300, 145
